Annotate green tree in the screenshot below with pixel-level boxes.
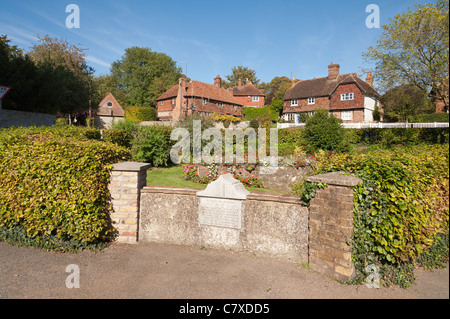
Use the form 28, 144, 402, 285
223, 66, 260, 88
380, 84, 433, 122
363, 0, 449, 110
300, 108, 350, 153
28, 35, 92, 116
111, 46, 182, 108
1, 35, 91, 116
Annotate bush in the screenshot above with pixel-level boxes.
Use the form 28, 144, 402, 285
131, 125, 173, 166
300, 108, 350, 153
125, 106, 157, 122
0, 126, 131, 250
409, 112, 449, 123
242, 106, 278, 121
103, 129, 132, 148
249, 118, 259, 130
316, 144, 449, 287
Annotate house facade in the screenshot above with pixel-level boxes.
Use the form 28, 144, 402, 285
230, 78, 265, 108
95, 92, 125, 128
156, 76, 243, 122
282, 63, 380, 123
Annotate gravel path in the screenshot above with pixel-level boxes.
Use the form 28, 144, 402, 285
0, 241, 448, 299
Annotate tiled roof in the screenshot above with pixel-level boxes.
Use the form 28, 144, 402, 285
284, 73, 379, 100
232, 82, 265, 96
157, 80, 243, 106
97, 93, 125, 117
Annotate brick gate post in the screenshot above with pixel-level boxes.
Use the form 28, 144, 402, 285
108, 162, 151, 243
306, 171, 362, 280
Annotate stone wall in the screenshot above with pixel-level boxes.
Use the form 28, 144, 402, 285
108, 163, 361, 280
139, 182, 309, 263
0, 109, 56, 128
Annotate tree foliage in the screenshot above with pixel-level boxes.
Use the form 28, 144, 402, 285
363, 0, 449, 110
111, 46, 182, 108
0, 35, 91, 116
223, 66, 260, 88
380, 84, 434, 122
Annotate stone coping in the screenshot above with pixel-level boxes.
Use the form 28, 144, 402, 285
141, 186, 301, 204
306, 171, 362, 187
112, 162, 152, 172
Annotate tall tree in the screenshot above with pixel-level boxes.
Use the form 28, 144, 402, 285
363, 0, 449, 111
28, 35, 92, 116
380, 85, 434, 122
223, 66, 260, 88
111, 47, 182, 108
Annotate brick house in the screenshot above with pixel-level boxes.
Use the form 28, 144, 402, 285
282, 63, 380, 123
230, 78, 265, 108
156, 75, 243, 121
95, 92, 125, 128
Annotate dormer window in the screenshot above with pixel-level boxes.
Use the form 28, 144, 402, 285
308, 97, 315, 105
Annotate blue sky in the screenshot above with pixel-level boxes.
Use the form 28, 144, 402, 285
0, 0, 431, 85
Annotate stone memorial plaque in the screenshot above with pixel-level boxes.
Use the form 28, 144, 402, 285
198, 197, 243, 230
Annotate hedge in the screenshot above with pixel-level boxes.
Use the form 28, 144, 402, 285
125, 106, 157, 122
315, 144, 449, 287
0, 126, 131, 250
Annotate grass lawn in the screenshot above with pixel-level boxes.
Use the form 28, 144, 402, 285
146, 165, 288, 194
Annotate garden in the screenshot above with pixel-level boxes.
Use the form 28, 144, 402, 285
0, 109, 448, 288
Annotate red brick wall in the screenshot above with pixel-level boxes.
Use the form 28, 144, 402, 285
330, 83, 364, 110
234, 95, 265, 107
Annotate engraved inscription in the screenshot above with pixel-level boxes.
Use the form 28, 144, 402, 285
198, 197, 243, 230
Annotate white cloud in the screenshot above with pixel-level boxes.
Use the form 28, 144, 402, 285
86, 55, 111, 68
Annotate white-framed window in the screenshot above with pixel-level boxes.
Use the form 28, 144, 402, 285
218, 102, 223, 108
341, 110, 353, 121
340, 93, 354, 101
160, 100, 164, 106
308, 111, 315, 117
287, 113, 295, 121
291, 99, 298, 106
202, 98, 208, 105
172, 98, 176, 105
252, 96, 260, 102
232, 104, 237, 110
308, 97, 315, 105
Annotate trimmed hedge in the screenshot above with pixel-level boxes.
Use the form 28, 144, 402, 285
125, 106, 157, 122
0, 126, 131, 250
316, 144, 449, 287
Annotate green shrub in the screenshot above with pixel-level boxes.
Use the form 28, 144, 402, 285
301, 108, 350, 153
249, 118, 259, 130
316, 144, 449, 287
278, 128, 303, 145
0, 126, 131, 250
409, 112, 449, 123
131, 125, 173, 166
103, 129, 132, 148
242, 106, 277, 121
125, 106, 157, 122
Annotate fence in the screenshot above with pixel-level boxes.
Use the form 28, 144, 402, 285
277, 122, 450, 129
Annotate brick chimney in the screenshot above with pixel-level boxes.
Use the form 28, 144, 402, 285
214, 75, 221, 88
328, 62, 340, 81
238, 78, 242, 87
366, 72, 373, 87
